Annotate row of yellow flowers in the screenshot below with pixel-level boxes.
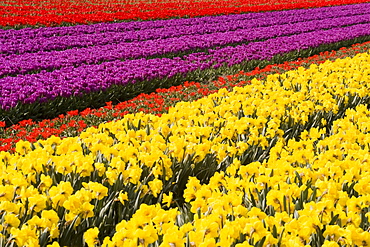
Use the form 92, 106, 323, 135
90, 103, 370, 247
0, 51, 370, 246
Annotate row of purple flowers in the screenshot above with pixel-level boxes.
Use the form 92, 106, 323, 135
1, 22, 370, 110
1, 11, 370, 77
1, 2, 366, 40
1, 3, 368, 56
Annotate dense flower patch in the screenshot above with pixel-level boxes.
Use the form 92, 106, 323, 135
2, 2, 370, 126
1, 0, 370, 27
1, 41, 369, 153
3, 1, 370, 246
4, 4, 369, 75
0, 51, 370, 246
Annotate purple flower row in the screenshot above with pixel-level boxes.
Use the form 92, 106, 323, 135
1, 12, 370, 78
1, 3, 368, 56
1, 22, 370, 110
1, 2, 366, 41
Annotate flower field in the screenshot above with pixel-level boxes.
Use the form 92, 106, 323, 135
1, 0, 370, 27
1, 1, 370, 247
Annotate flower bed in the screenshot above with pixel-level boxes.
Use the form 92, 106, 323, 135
3, 6, 370, 78
1, 0, 370, 27
1, 41, 369, 153
2, 3, 367, 57
2, 2, 370, 246
2, 3, 370, 125
1, 51, 370, 246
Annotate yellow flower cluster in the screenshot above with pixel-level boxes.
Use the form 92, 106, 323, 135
0, 51, 370, 246
89, 103, 370, 246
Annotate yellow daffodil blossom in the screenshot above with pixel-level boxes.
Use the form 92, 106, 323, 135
84, 227, 100, 247
162, 192, 173, 208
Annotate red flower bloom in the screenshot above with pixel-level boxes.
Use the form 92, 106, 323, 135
18, 119, 34, 127
67, 110, 79, 116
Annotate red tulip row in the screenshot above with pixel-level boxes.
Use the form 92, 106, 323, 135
1, 41, 369, 153
1, 0, 370, 27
